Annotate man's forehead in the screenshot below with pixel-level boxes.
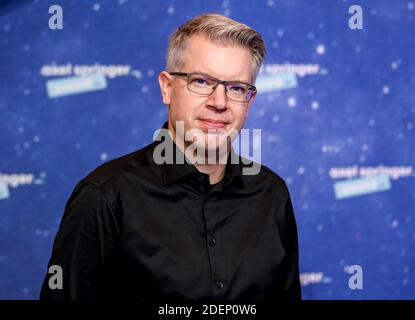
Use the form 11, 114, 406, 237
180, 34, 253, 82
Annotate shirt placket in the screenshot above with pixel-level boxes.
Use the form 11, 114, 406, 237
197, 176, 226, 300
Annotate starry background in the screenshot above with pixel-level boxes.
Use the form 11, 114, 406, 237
0, 0, 414, 299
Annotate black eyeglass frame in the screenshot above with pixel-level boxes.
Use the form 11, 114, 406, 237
169, 72, 257, 102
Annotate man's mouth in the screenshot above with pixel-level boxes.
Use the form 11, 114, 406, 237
198, 118, 228, 129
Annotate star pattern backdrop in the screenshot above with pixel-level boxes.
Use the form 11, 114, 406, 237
0, 0, 414, 299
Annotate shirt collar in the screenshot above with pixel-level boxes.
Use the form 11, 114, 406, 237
155, 121, 243, 188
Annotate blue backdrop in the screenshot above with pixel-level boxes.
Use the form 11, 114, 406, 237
0, 0, 414, 300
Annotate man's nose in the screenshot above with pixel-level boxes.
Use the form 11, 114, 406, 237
207, 83, 227, 111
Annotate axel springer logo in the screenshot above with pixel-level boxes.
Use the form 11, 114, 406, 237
152, 121, 261, 175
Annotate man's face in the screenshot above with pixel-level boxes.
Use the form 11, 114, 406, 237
158, 33, 256, 157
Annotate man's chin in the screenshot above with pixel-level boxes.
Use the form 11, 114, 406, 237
184, 138, 230, 165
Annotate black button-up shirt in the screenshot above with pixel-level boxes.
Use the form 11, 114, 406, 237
40, 123, 301, 301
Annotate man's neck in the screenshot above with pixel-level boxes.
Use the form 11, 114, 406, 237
195, 162, 227, 185
185, 146, 229, 184
167, 127, 229, 185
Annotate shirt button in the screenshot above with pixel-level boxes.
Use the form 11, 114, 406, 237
216, 281, 224, 289
209, 237, 216, 246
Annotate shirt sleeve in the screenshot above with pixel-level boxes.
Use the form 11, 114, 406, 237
39, 180, 120, 300
276, 183, 302, 301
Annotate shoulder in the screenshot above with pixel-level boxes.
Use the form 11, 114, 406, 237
239, 156, 288, 193
80, 141, 158, 190
258, 163, 287, 188
61, 141, 159, 226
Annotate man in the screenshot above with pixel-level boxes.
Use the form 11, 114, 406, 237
40, 13, 301, 300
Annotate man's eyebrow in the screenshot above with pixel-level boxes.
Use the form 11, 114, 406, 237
193, 70, 250, 84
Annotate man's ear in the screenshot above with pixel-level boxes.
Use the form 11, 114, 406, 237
158, 71, 172, 105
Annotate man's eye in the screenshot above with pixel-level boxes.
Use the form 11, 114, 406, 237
192, 78, 210, 86
228, 85, 246, 94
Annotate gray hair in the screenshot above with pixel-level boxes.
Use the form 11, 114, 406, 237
166, 13, 266, 81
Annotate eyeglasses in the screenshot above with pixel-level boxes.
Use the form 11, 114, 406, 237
169, 72, 257, 102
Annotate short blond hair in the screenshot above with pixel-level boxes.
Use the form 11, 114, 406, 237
166, 13, 266, 82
